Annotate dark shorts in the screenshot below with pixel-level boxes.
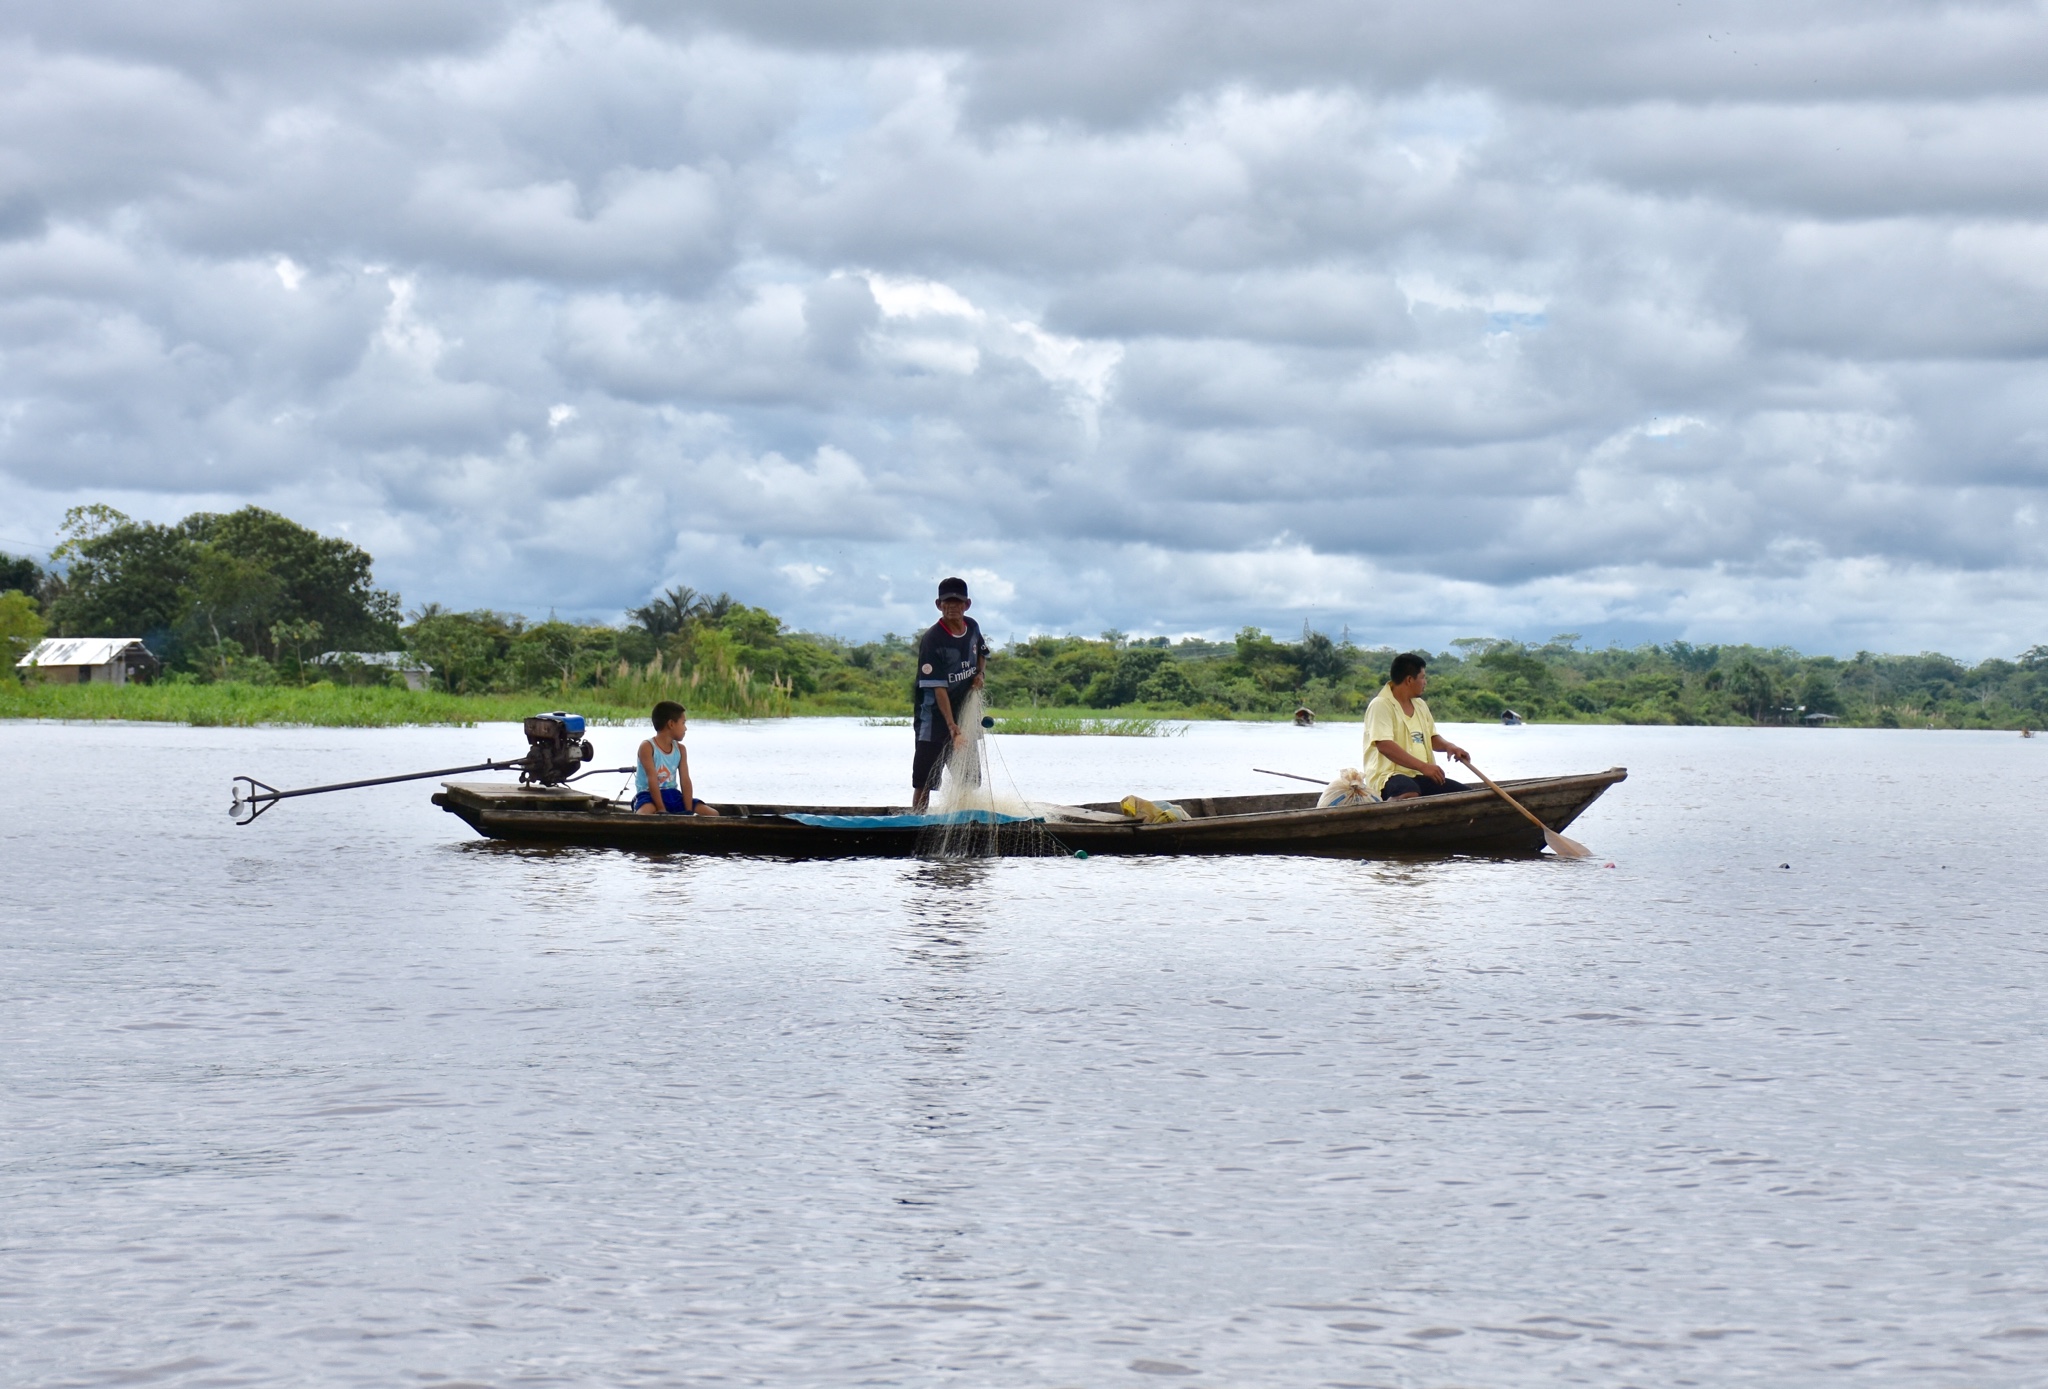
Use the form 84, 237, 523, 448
1381, 774, 1469, 799
912, 738, 949, 791
633, 789, 702, 813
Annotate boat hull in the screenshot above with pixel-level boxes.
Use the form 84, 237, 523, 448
431, 768, 1626, 859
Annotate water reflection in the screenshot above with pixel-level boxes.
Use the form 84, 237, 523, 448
892, 860, 992, 1096
11, 722, 2048, 1386
901, 860, 991, 948
882, 860, 1006, 1299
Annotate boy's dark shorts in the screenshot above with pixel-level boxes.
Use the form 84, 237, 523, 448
1380, 774, 1469, 799
912, 738, 949, 791
632, 789, 702, 812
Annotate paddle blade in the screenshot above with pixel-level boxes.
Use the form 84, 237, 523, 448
1544, 828, 1592, 859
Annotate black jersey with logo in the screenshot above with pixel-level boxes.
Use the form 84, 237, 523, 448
914, 617, 988, 742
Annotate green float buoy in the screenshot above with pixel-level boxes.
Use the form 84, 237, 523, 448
1074, 849, 1089, 860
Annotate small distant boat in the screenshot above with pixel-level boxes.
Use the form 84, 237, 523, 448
432, 768, 1626, 859
1500, 709, 1524, 726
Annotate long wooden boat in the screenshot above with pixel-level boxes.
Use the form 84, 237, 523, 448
431, 767, 1625, 859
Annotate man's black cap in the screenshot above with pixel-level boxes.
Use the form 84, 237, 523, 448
937, 576, 969, 600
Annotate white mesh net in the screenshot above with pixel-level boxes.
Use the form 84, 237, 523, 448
914, 691, 1073, 859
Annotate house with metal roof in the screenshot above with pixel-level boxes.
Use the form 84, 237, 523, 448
315, 650, 433, 691
17, 637, 161, 685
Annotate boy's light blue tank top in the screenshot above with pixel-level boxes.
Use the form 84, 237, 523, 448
636, 739, 682, 795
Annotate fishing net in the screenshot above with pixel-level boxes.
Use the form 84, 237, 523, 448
913, 691, 1072, 860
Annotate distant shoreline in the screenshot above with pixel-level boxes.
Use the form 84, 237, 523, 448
1, 682, 2036, 732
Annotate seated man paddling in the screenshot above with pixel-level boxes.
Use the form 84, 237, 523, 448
1363, 652, 1471, 801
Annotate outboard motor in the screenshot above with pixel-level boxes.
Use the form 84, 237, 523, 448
521, 711, 595, 785
231, 709, 613, 823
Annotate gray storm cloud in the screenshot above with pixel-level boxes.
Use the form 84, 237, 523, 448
1, 0, 2044, 655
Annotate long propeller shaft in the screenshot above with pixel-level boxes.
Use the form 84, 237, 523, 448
231, 758, 526, 824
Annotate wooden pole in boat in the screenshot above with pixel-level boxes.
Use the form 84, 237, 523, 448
1456, 758, 1592, 858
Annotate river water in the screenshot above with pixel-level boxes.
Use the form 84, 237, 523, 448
3, 718, 2045, 1387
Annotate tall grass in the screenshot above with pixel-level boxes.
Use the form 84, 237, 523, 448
593, 647, 795, 719
0, 681, 666, 727
0, 684, 1200, 732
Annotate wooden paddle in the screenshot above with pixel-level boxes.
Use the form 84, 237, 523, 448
1456, 758, 1591, 858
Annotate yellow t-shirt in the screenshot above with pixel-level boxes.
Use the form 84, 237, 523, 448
1362, 684, 1437, 795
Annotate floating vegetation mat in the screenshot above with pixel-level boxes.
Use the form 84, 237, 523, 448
990, 714, 1184, 737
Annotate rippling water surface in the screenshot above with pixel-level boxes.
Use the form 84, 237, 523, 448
4, 718, 2047, 1387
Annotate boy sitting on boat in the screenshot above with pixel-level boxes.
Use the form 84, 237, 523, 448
1364, 653, 1471, 800
634, 701, 719, 816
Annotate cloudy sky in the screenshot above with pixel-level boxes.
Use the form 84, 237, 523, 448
3, 0, 2046, 655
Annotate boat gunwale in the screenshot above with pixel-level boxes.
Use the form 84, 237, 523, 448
430, 768, 1624, 858
1067, 769, 1627, 831
437, 767, 1623, 825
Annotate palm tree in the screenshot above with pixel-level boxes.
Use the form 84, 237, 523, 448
1727, 659, 1777, 722
628, 586, 705, 638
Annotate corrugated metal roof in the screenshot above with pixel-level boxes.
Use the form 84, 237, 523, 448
315, 650, 431, 670
16, 637, 154, 669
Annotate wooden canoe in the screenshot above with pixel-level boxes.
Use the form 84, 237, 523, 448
431, 767, 1625, 859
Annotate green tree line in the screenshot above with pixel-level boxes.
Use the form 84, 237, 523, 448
5, 507, 2046, 726
971, 630, 2048, 728
2, 505, 400, 682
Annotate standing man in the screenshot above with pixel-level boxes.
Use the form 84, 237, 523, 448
911, 576, 989, 811
1364, 652, 1472, 800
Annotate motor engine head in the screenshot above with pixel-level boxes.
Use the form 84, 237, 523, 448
521, 711, 594, 785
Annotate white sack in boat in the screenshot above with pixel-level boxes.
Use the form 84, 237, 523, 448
1318, 769, 1376, 807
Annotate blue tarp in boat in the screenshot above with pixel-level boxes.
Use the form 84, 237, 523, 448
783, 809, 1041, 829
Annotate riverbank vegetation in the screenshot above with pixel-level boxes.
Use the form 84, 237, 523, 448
7, 634, 2041, 730
0, 682, 663, 728
6, 506, 2045, 730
